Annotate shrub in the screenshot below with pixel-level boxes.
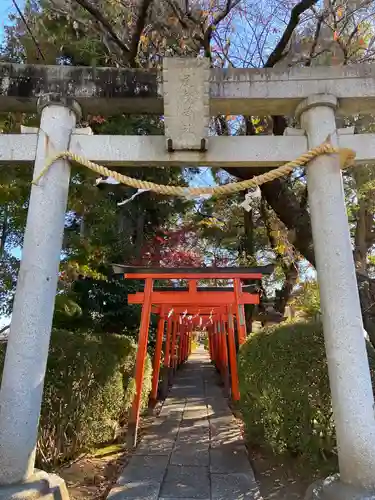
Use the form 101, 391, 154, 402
238, 320, 375, 463
0, 330, 152, 468
202, 336, 209, 351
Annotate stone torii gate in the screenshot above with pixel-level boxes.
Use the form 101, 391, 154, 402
1, 59, 375, 499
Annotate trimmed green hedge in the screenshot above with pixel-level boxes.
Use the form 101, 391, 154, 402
238, 320, 375, 463
0, 330, 152, 468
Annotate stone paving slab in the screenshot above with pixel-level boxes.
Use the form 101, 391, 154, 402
133, 437, 176, 456
107, 347, 260, 500
210, 445, 251, 473
117, 456, 169, 484
170, 442, 210, 466
160, 465, 210, 499
211, 473, 261, 500
107, 480, 161, 500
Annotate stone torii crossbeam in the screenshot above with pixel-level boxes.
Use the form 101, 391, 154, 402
1, 58, 375, 499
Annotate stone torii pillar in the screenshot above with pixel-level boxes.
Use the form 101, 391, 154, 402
297, 95, 375, 499
0, 94, 80, 498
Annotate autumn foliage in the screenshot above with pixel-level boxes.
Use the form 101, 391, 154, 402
137, 227, 203, 267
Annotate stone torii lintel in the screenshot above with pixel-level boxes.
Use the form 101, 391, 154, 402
2, 60, 375, 116
0, 130, 374, 168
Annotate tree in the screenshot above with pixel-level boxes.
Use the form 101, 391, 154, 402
0, 0, 196, 337
2, 0, 375, 340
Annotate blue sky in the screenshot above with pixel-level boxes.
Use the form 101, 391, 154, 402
1, 1, 20, 39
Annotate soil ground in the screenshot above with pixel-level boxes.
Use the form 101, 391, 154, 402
58, 413, 158, 500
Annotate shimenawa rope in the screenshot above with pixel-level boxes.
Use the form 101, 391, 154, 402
32, 142, 356, 197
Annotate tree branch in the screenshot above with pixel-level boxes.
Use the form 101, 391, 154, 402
12, 0, 45, 61
203, 0, 241, 58
128, 0, 154, 66
260, 198, 299, 314
265, 0, 319, 67
0, 324, 10, 336
74, 0, 130, 55
306, 14, 323, 66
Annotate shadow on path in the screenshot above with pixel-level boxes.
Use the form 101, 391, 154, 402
107, 346, 261, 500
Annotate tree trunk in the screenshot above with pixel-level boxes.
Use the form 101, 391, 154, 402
242, 209, 255, 333
0, 205, 8, 258
228, 159, 375, 347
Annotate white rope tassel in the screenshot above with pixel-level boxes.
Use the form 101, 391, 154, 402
117, 188, 150, 206
240, 187, 261, 212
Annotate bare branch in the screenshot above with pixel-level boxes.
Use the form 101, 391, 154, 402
203, 0, 241, 58
265, 0, 319, 68
11, 0, 45, 61
74, 0, 130, 55
306, 14, 323, 66
0, 324, 10, 336
166, 0, 191, 30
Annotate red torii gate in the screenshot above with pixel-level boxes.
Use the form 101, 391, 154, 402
113, 265, 274, 446
148, 304, 238, 404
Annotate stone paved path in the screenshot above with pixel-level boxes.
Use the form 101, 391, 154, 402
107, 346, 261, 500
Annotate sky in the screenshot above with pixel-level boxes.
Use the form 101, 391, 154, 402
1, 1, 22, 39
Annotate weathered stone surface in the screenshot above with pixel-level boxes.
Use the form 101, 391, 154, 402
0, 102, 80, 485
305, 476, 375, 500
146, 419, 180, 439
159, 466, 210, 499
210, 445, 250, 474
210, 473, 260, 500
163, 58, 209, 151
2, 61, 375, 115
177, 425, 210, 441
107, 483, 160, 500
170, 442, 209, 466
299, 95, 375, 488
107, 347, 260, 500
0, 471, 69, 500
117, 456, 168, 484
133, 437, 175, 456
0, 63, 160, 115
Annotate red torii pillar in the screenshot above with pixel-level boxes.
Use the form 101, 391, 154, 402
227, 304, 240, 401
234, 278, 247, 345
127, 278, 152, 447
150, 309, 166, 408
160, 315, 173, 399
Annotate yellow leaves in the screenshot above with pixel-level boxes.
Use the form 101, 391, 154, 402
252, 116, 265, 134
140, 34, 148, 46
337, 5, 344, 18
275, 243, 286, 255
198, 218, 225, 230
167, 15, 179, 26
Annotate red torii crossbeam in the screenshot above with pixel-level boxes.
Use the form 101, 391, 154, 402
114, 265, 274, 447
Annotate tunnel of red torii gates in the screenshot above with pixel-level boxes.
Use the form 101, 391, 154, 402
112, 264, 274, 446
